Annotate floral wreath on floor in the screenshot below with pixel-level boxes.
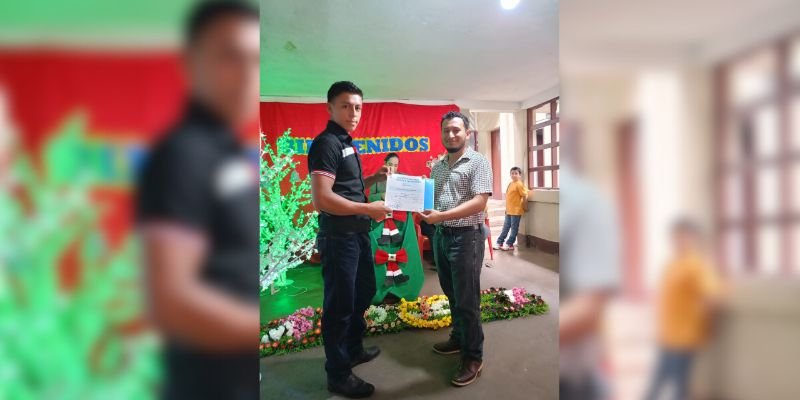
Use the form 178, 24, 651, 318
260, 287, 549, 357
398, 295, 452, 330
365, 304, 405, 335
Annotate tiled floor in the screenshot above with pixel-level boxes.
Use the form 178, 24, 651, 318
261, 244, 560, 400
604, 297, 658, 400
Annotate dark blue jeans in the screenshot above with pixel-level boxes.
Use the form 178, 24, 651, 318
318, 232, 376, 383
496, 214, 522, 246
644, 348, 695, 400
433, 227, 484, 362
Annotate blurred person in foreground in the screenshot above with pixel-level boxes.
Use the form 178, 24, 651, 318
644, 219, 723, 400
559, 123, 622, 400
0, 86, 15, 188
135, 1, 260, 399
308, 81, 391, 398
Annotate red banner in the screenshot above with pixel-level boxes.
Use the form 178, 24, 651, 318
0, 49, 260, 248
0, 50, 188, 248
260, 102, 458, 178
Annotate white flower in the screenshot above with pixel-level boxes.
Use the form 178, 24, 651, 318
503, 289, 515, 303
432, 309, 451, 317
366, 305, 388, 324
261, 334, 270, 344
283, 321, 294, 337
430, 299, 449, 311
268, 326, 285, 341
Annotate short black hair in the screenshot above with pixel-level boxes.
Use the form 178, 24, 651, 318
384, 152, 400, 163
184, 0, 258, 47
327, 81, 364, 103
511, 166, 523, 175
440, 111, 472, 132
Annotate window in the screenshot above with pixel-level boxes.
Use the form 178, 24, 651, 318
527, 98, 560, 189
715, 36, 798, 275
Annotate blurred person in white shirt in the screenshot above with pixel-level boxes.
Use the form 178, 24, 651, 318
559, 124, 622, 400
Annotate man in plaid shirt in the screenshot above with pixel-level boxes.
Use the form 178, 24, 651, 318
420, 111, 492, 387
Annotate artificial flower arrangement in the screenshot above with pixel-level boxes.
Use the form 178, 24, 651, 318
398, 295, 452, 330
479, 287, 549, 322
261, 287, 548, 357
260, 306, 323, 357
365, 304, 405, 336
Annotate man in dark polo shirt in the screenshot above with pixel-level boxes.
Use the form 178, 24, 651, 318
420, 111, 492, 387
136, 2, 259, 399
308, 81, 391, 398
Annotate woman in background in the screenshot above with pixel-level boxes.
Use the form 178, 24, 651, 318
369, 152, 400, 201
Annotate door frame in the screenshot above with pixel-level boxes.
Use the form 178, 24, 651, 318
490, 128, 502, 200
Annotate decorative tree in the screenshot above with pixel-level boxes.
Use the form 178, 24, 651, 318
260, 129, 319, 292
0, 114, 159, 398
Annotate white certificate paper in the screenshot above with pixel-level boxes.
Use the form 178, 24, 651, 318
385, 174, 425, 212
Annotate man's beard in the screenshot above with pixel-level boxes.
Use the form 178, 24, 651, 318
445, 142, 465, 153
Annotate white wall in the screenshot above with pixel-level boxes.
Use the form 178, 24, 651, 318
637, 71, 685, 290
636, 67, 715, 290
499, 112, 527, 191
525, 190, 560, 243
468, 110, 500, 162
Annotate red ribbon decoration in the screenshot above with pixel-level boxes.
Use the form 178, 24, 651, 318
375, 248, 408, 272
383, 218, 399, 234
390, 211, 407, 222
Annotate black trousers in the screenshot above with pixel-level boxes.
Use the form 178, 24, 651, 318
433, 226, 485, 362
318, 232, 376, 382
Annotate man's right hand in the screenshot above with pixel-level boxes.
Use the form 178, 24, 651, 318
365, 201, 392, 221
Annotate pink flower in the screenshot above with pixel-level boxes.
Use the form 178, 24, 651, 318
512, 288, 531, 305
285, 310, 314, 341
296, 307, 315, 318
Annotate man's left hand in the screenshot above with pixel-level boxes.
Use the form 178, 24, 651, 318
419, 209, 445, 225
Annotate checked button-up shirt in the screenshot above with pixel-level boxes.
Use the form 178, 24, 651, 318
430, 147, 493, 227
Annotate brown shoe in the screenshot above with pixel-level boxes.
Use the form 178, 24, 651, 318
432, 339, 461, 355
451, 359, 483, 387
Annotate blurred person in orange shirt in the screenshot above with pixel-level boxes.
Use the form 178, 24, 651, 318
645, 219, 723, 400
493, 166, 530, 251
136, 1, 260, 399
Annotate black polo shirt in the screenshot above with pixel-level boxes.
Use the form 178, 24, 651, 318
308, 120, 370, 234
136, 99, 258, 399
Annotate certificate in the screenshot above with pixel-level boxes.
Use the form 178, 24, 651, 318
384, 174, 434, 212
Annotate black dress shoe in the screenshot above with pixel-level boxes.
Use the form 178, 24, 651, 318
432, 339, 461, 355
328, 373, 375, 398
451, 359, 483, 387
351, 346, 381, 367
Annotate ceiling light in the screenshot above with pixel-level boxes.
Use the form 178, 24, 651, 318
500, 0, 520, 10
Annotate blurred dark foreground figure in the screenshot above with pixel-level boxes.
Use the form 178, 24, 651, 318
136, 1, 260, 399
